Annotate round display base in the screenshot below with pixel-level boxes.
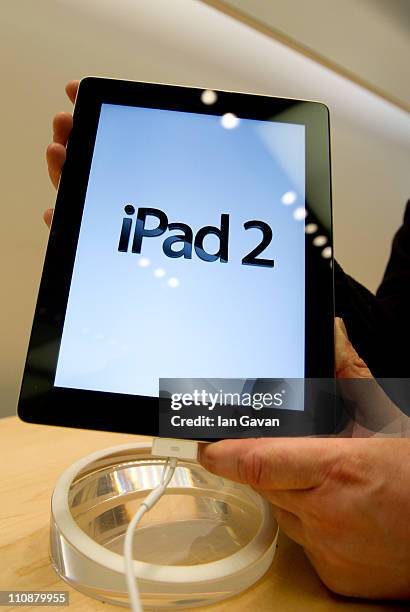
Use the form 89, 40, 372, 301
50, 443, 278, 609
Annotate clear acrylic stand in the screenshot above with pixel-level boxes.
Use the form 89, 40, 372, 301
50, 443, 278, 609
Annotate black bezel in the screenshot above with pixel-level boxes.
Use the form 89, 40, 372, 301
18, 77, 334, 438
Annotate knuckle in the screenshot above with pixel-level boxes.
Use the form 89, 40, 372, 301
337, 352, 371, 379
354, 357, 371, 375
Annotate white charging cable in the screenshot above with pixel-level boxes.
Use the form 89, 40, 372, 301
123, 456, 178, 612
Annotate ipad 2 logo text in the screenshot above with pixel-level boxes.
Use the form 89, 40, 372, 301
117, 204, 274, 268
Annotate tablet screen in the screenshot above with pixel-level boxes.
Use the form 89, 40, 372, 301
54, 103, 305, 398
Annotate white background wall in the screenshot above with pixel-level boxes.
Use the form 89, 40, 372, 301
1, 0, 409, 417
215, 0, 410, 108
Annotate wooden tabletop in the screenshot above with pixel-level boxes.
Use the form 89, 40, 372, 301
0, 416, 407, 611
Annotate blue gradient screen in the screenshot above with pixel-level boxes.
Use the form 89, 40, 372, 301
54, 103, 306, 397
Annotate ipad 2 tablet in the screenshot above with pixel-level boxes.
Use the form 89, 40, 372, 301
18, 77, 334, 439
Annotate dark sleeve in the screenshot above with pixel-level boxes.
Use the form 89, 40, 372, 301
334, 200, 410, 378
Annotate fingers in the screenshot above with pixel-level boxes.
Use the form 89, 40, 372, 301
334, 318, 372, 379
47, 112, 71, 186
46, 81, 77, 191
66, 80, 79, 104
44, 81, 78, 220
52, 80, 78, 145
46, 142, 66, 189
198, 437, 340, 490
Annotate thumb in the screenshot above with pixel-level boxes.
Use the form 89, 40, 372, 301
335, 317, 372, 379
198, 437, 339, 490
334, 318, 408, 435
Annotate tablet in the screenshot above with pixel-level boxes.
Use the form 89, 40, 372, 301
18, 77, 334, 439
